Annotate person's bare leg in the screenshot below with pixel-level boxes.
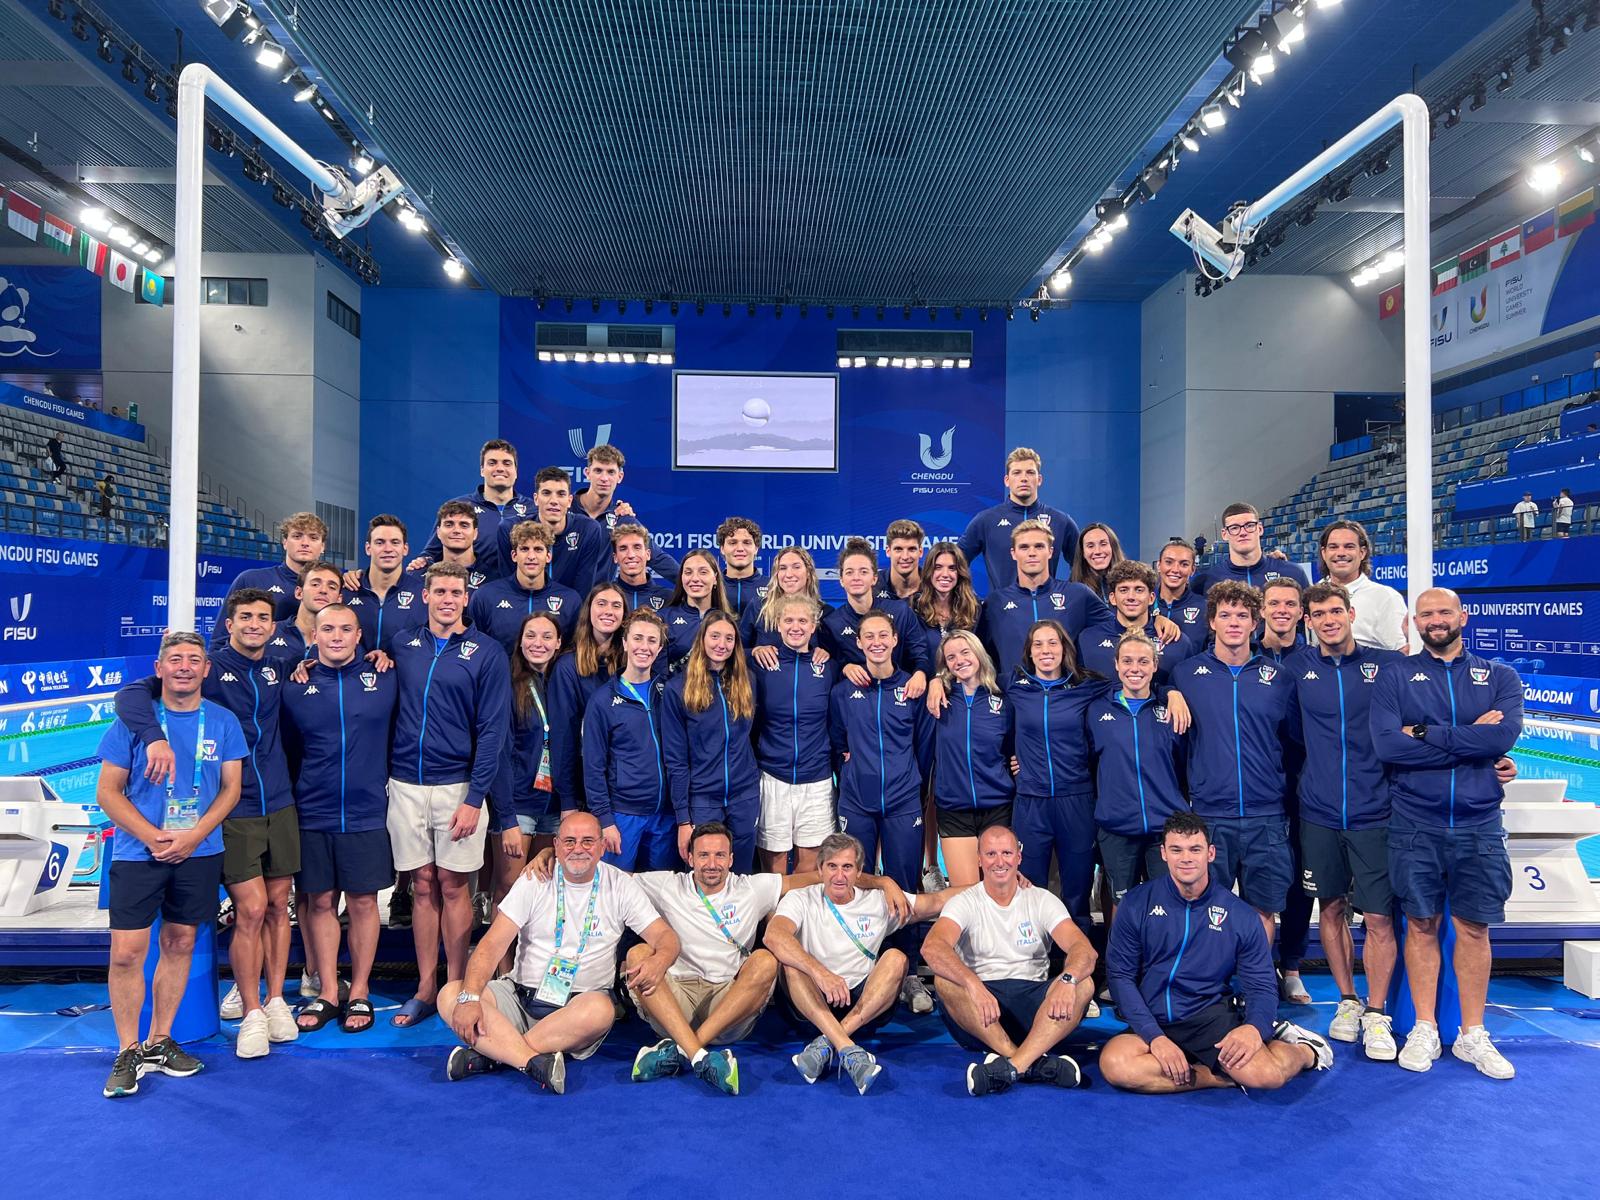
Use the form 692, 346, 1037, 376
1229, 1040, 1314, 1090
759, 848, 790, 875
345, 893, 380, 1011
108, 928, 152, 1050
941, 837, 979, 887
1403, 914, 1442, 1025
792, 845, 820, 875
695, 950, 779, 1046
404, 863, 442, 1013
1098, 1032, 1229, 1093
297, 890, 341, 1028
1256, 908, 1276, 950
262, 875, 294, 1001
839, 949, 906, 1038
524, 991, 616, 1055
627, 944, 706, 1054
932, 975, 1018, 1058
147, 922, 198, 1043
437, 867, 476, 984
781, 965, 856, 1053
439, 985, 538, 1068
1451, 917, 1493, 1028
228, 876, 267, 1015
1320, 896, 1356, 996
1361, 912, 1397, 1009
1009, 982, 1091, 1073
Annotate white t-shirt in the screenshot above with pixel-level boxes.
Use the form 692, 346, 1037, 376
1554, 496, 1574, 525
939, 885, 1072, 983
499, 863, 661, 994
1513, 499, 1538, 527
1342, 574, 1409, 652
774, 884, 903, 988
635, 871, 784, 984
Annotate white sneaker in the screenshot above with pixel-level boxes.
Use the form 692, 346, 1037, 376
1272, 1020, 1334, 1070
900, 975, 934, 1015
1085, 999, 1101, 1019
921, 866, 948, 893
1398, 1021, 1442, 1073
299, 971, 321, 999
219, 983, 244, 1020
1452, 1026, 1515, 1080
1328, 998, 1363, 1042
235, 1009, 270, 1059
263, 996, 299, 1043
1361, 1011, 1397, 1061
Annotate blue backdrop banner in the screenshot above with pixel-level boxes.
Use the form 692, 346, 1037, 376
0, 264, 101, 371
0, 381, 144, 441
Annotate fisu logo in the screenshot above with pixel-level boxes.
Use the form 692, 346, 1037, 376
568, 423, 614, 470
918, 426, 955, 470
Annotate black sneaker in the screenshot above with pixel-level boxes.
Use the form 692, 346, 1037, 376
388, 888, 413, 928
446, 1045, 503, 1082
965, 1052, 1018, 1096
142, 1036, 204, 1077
1023, 1053, 1083, 1088
524, 1051, 566, 1094
103, 1044, 143, 1098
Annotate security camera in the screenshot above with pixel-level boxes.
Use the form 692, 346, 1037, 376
1170, 208, 1247, 281
321, 164, 405, 239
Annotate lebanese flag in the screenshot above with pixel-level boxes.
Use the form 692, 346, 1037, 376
5, 190, 41, 241
1378, 283, 1402, 319
1431, 258, 1458, 295
42, 212, 74, 254
1489, 227, 1520, 268
108, 250, 137, 292
80, 233, 109, 275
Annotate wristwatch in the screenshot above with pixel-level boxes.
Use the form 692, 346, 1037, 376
1058, 972, 1077, 987
456, 991, 482, 1005
1410, 725, 1429, 742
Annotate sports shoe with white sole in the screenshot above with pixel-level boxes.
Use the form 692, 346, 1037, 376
220, 983, 245, 1020
103, 1044, 144, 1098
299, 970, 321, 1000
523, 1051, 566, 1094
966, 1052, 1018, 1096
1023, 1053, 1083, 1089
1452, 1026, 1515, 1080
1360, 1011, 1397, 1061
1272, 1020, 1334, 1070
235, 1010, 270, 1059
632, 1038, 685, 1083
263, 996, 299, 1043
1398, 1021, 1441, 1073
693, 1048, 740, 1096
1328, 998, 1363, 1042
791, 1035, 833, 1084
446, 1045, 502, 1082
840, 1046, 881, 1095
142, 1036, 204, 1077
901, 975, 934, 1015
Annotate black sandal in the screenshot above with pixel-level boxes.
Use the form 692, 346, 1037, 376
341, 998, 375, 1034
296, 998, 342, 1032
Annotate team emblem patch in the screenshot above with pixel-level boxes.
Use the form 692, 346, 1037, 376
649, 596, 665, 610
398, 591, 415, 608
756, 586, 769, 599
988, 696, 1003, 715
857, 916, 874, 935
459, 643, 479, 661
360, 671, 378, 691
1360, 662, 1378, 682
565, 532, 580, 550
1207, 905, 1228, 931
1470, 667, 1490, 684
1016, 919, 1039, 946
1258, 665, 1277, 684
811, 661, 827, 678
1182, 606, 1200, 622
1050, 594, 1065, 610
469, 572, 486, 588
893, 686, 906, 703
1154, 705, 1168, 723
547, 596, 564, 613
513, 503, 527, 515
1037, 514, 1051, 527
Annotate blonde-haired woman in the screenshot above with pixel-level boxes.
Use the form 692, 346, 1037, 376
931, 629, 1015, 886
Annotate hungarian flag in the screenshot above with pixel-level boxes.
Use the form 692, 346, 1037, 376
79, 233, 109, 274
1458, 241, 1489, 282
1378, 283, 1403, 319
107, 250, 137, 292
5, 190, 40, 241
1558, 187, 1595, 237
1524, 208, 1556, 253
1489, 227, 1521, 268
41, 212, 74, 254
1431, 257, 1458, 295
138, 269, 166, 307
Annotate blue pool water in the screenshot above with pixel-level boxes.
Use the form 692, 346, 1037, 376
1512, 717, 1600, 876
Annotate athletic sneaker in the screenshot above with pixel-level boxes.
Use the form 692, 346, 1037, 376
472, 890, 493, 926
1361, 1011, 1397, 1061
523, 1051, 566, 1094
966, 1052, 1018, 1096
922, 865, 949, 892
1022, 1053, 1083, 1088
791, 1035, 833, 1084
263, 996, 299, 1043
446, 1045, 502, 1082
1272, 1021, 1334, 1070
1328, 998, 1364, 1043
217, 897, 236, 929
1397, 1021, 1442, 1073
693, 1048, 740, 1096
901, 975, 934, 1015
632, 1038, 685, 1083
388, 888, 413, 928
103, 1044, 143, 1098
219, 983, 245, 1020
1452, 1026, 1515, 1080
299, 970, 321, 999
142, 1036, 204, 1077
1085, 999, 1101, 1019
236, 1009, 270, 1059
840, 1046, 881, 1095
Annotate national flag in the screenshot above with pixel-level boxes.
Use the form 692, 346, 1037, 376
1378, 283, 1403, 319
108, 250, 137, 292
1458, 241, 1489, 282
79, 233, 109, 275
1431, 257, 1458, 295
1524, 208, 1556, 253
41, 212, 74, 254
1489, 227, 1521, 268
5, 190, 41, 241
1558, 187, 1595, 237
138, 269, 166, 307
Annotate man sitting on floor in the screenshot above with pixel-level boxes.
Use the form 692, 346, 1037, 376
438, 811, 679, 1094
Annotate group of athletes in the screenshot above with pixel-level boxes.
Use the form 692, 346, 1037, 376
93, 440, 1526, 1100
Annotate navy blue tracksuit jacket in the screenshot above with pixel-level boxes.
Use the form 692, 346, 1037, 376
1170, 651, 1300, 819
280, 658, 398, 833
750, 646, 838, 785
1286, 644, 1405, 831
978, 580, 1111, 681
387, 627, 511, 808
581, 675, 669, 827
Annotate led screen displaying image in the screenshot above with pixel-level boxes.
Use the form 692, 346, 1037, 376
672, 371, 839, 471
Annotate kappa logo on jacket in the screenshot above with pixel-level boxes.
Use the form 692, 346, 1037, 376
221, 672, 237, 683
269, 584, 284, 593
997, 518, 1011, 527
1302, 670, 1319, 681
1192, 665, 1210, 675
348, 597, 364, 606
304, 685, 319, 695
612, 695, 626, 706
1149, 904, 1167, 917
1098, 712, 1116, 722
1003, 601, 1017, 611
850, 689, 866, 700
842, 625, 855, 636
497, 599, 514, 609
407, 638, 423, 648
270, 637, 288, 648
1408, 672, 1430, 682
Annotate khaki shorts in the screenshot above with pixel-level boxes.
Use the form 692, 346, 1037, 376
386, 780, 486, 874
483, 977, 608, 1060
630, 971, 773, 1046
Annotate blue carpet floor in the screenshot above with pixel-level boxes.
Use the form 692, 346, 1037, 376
4, 973, 1598, 1199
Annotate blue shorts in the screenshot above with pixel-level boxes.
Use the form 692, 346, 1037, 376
298, 828, 394, 895
108, 854, 222, 931
1208, 815, 1292, 912
1096, 829, 1164, 903
941, 978, 1059, 1053
517, 811, 562, 837
1387, 819, 1511, 926
605, 811, 679, 872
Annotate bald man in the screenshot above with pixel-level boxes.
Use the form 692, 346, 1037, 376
1370, 588, 1523, 1080
438, 812, 679, 1093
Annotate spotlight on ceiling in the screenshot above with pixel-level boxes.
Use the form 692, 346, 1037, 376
144, 71, 162, 102
203, 1, 253, 39
97, 31, 115, 62
1495, 63, 1513, 92
443, 258, 465, 282
1049, 269, 1071, 293
1226, 29, 1274, 82
1469, 80, 1487, 111
255, 39, 287, 70
121, 55, 139, 83
1527, 161, 1563, 193
1200, 102, 1226, 130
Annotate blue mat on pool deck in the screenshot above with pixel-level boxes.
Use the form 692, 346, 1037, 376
3, 973, 1598, 1199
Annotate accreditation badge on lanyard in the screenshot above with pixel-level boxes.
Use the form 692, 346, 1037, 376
537, 865, 601, 1007
530, 681, 553, 793
156, 702, 207, 832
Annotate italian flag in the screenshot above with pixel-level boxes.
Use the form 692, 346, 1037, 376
80, 234, 109, 275
42, 212, 74, 254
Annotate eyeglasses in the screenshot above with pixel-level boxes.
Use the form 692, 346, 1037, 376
558, 837, 601, 850
1222, 521, 1262, 536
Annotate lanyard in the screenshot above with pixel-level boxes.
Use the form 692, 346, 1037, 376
551, 865, 602, 961
528, 680, 549, 733
620, 678, 649, 706
695, 882, 746, 952
824, 894, 878, 962
155, 702, 205, 799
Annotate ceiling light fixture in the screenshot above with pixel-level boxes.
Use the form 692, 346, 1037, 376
255, 40, 286, 70
443, 258, 465, 281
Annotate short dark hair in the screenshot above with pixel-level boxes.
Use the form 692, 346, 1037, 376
1158, 538, 1195, 563
1317, 519, 1374, 575
534, 466, 572, 491
1106, 560, 1158, 593
367, 513, 408, 540
225, 587, 275, 621
1302, 582, 1351, 611
1261, 577, 1304, 603
1220, 501, 1260, 524
1162, 812, 1210, 844
480, 438, 518, 464
298, 560, 343, 587
436, 499, 479, 528
837, 536, 877, 573
688, 821, 734, 853
1206, 580, 1262, 622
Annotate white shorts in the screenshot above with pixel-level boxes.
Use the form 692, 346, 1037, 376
757, 774, 837, 852
386, 779, 486, 874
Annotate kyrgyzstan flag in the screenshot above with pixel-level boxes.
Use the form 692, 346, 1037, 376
1378, 283, 1402, 319
1489, 227, 1520, 268
108, 250, 138, 292
79, 233, 109, 274
5, 189, 41, 241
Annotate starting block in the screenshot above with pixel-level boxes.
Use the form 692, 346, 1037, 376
1503, 777, 1600, 924
0, 776, 97, 918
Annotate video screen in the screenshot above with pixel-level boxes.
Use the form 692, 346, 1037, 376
672, 371, 839, 472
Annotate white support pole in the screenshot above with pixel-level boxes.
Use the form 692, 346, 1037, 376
168, 63, 343, 631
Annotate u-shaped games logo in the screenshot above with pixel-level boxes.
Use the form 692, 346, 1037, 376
1469, 285, 1489, 325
